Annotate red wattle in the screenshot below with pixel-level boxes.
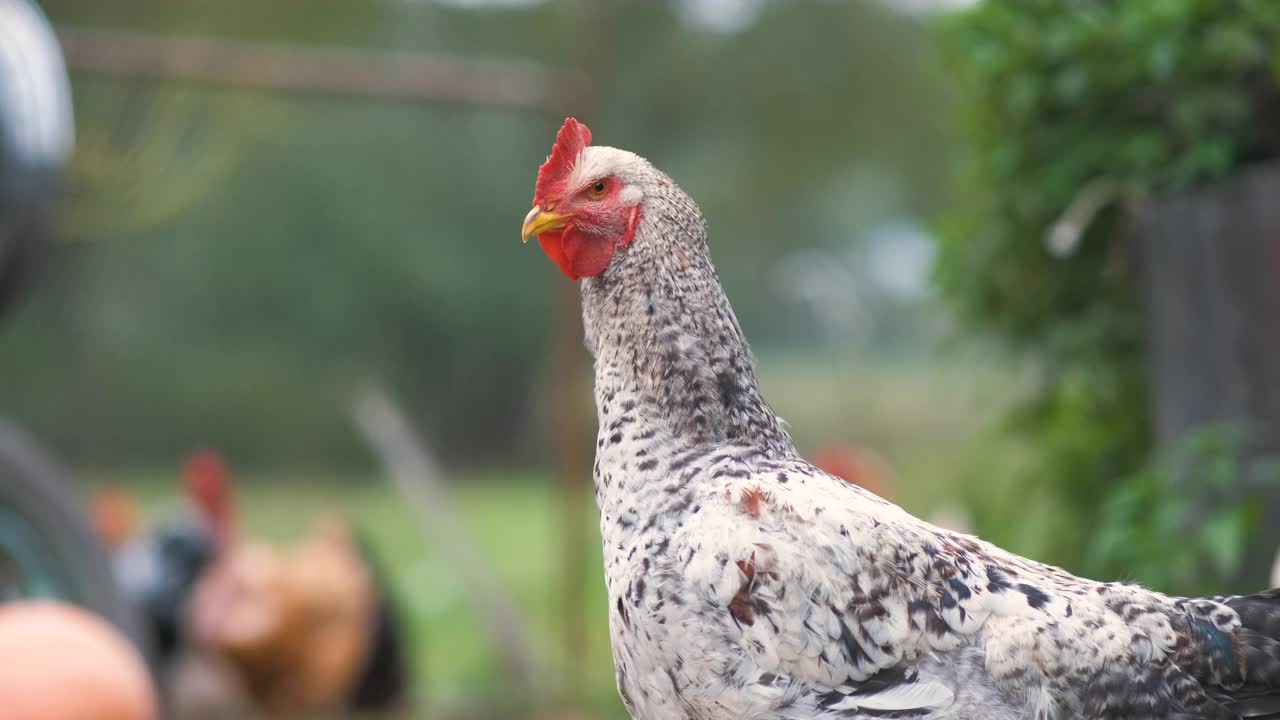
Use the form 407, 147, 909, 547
538, 226, 615, 280
538, 231, 570, 275
562, 228, 615, 279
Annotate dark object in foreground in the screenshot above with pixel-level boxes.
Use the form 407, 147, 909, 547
0, 0, 74, 320
0, 420, 144, 643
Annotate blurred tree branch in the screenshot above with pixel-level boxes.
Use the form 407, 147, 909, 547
57, 28, 586, 112
351, 385, 545, 700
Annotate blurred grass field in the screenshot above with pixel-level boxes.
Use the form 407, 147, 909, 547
86, 353, 1040, 719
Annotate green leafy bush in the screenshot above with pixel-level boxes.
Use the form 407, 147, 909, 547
1087, 425, 1280, 596
937, 0, 1280, 590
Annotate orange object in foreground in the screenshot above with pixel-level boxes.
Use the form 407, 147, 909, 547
0, 602, 156, 720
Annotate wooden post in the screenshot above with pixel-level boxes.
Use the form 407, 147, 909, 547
1135, 160, 1280, 588
547, 2, 621, 705
549, 279, 592, 703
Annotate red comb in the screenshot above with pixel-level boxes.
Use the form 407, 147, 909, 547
182, 448, 235, 542
534, 117, 592, 205
182, 450, 230, 509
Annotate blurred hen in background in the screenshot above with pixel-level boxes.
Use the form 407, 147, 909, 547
92, 451, 409, 716
99, 451, 230, 671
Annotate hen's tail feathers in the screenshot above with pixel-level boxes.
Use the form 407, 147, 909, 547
346, 532, 410, 711
1221, 589, 1280, 718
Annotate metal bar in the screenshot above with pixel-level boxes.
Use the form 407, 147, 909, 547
56, 27, 581, 112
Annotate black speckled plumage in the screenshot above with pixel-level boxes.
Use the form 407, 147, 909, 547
526, 124, 1280, 720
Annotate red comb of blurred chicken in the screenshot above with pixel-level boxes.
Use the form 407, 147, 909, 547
182, 448, 235, 549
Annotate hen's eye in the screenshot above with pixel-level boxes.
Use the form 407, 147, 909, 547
588, 180, 608, 198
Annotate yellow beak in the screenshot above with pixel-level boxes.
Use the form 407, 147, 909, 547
521, 205, 573, 243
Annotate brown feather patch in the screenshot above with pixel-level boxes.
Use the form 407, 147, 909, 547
739, 486, 770, 519
729, 553, 759, 627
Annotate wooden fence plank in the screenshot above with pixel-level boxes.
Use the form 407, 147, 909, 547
1136, 160, 1280, 587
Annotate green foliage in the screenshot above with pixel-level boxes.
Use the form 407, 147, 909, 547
1087, 426, 1280, 596
937, 0, 1280, 588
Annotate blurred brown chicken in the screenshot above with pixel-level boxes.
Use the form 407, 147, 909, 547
812, 441, 894, 501
813, 441, 972, 534
188, 515, 380, 713
91, 450, 408, 717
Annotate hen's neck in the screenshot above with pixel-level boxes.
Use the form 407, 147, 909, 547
579, 186, 794, 459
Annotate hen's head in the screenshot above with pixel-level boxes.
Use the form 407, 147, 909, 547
521, 117, 651, 280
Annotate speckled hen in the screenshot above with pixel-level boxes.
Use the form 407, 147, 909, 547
520, 118, 1280, 720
